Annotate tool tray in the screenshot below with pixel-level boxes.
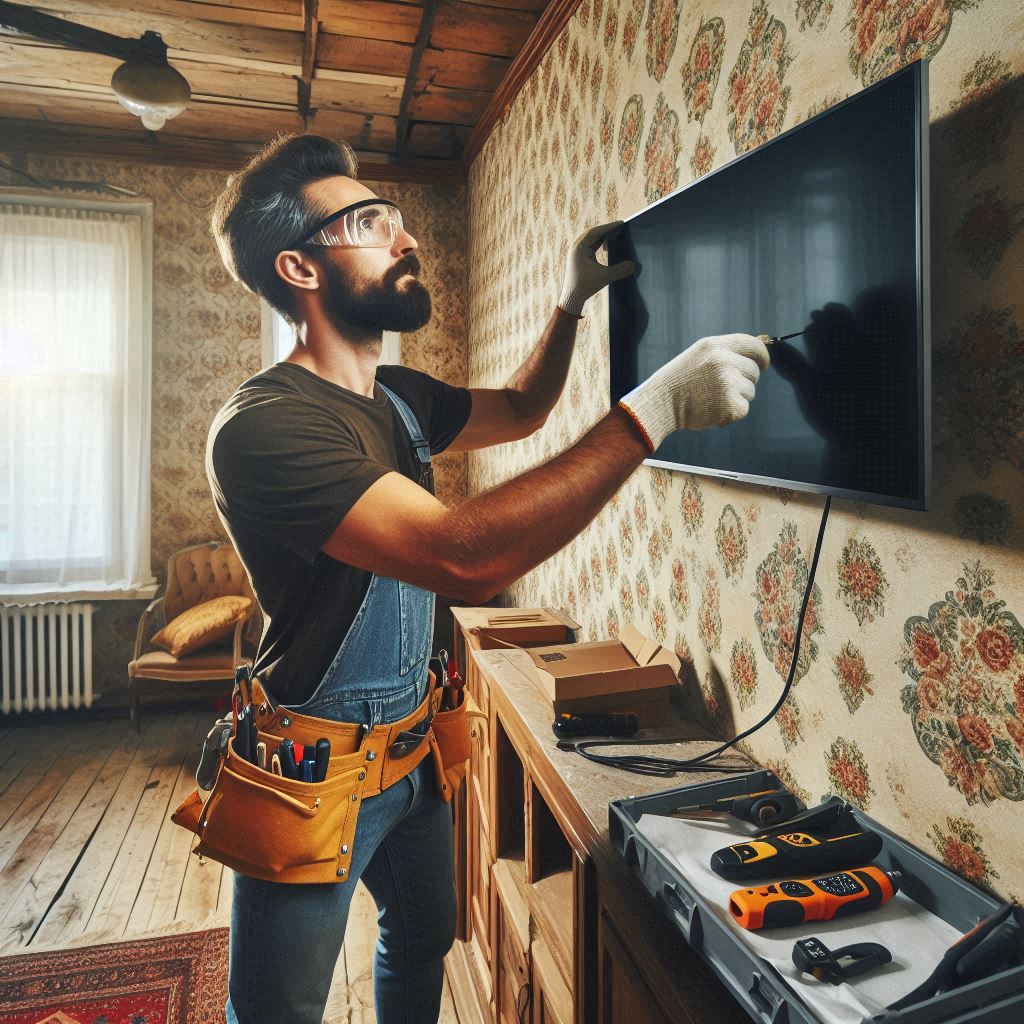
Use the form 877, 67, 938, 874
609, 769, 1023, 1024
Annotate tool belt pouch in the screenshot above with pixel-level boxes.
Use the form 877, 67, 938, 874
428, 688, 480, 802
171, 737, 368, 885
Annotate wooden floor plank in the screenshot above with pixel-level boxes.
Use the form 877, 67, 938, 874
0, 725, 70, 829
31, 715, 178, 948
0, 720, 147, 952
0, 714, 463, 1024
0, 721, 105, 874
127, 712, 208, 935
0, 725, 34, 783
144, 722, 213, 933
88, 713, 201, 939
0, 718, 125, 920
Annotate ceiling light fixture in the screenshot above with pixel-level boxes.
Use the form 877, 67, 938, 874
0, 2, 191, 132
111, 55, 191, 131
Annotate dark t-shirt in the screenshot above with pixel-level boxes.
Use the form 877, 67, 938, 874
206, 362, 472, 705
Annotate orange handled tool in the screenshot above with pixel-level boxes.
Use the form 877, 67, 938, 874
729, 866, 901, 931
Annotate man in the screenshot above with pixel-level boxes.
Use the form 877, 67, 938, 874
207, 133, 768, 1024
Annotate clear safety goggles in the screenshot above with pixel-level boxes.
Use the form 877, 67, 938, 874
292, 198, 404, 249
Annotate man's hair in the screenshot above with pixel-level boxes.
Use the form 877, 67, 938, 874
211, 133, 359, 324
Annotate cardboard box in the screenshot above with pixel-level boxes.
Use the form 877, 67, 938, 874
466, 607, 581, 650
525, 623, 681, 726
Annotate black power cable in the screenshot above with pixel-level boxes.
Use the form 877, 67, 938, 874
558, 495, 831, 776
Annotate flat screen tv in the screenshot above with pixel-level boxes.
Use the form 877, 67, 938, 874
607, 60, 930, 509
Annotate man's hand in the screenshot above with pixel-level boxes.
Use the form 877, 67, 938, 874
557, 221, 637, 318
618, 333, 771, 452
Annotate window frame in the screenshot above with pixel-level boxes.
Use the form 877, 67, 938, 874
0, 187, 156, 602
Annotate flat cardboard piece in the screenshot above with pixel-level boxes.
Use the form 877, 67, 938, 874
526, 624, 681, 703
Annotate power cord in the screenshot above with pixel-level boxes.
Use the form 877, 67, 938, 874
558, 495, 831, 776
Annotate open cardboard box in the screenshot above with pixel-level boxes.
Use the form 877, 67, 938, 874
524, 623, 681, 726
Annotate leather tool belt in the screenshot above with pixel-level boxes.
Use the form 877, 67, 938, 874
171, 667, 477, 885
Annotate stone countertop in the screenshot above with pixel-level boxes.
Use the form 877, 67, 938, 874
474, 646, 756, 853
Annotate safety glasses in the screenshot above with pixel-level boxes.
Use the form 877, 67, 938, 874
290, 198, 404, 250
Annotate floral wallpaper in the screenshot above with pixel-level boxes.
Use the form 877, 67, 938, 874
466, 0, 1024, 901
2, 152, 468, 701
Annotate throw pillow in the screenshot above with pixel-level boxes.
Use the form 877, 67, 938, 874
152, 595, 253, 657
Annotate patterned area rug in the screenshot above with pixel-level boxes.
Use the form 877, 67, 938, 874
0, 929, 228, 1024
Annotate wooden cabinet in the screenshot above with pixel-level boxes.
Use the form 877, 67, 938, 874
445, 610, 746, 1024
597, 899, 673, 1024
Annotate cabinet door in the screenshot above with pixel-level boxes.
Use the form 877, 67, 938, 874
468, 786, 492, 965
597, 903, 672, 1024
470, 694, 492, 832
493, 863, 531, 1024
531, 938, 572, 1024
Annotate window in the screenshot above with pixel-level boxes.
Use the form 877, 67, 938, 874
0, 193, 155, 600
261, 301, 402, 367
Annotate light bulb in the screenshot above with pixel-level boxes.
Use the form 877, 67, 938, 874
111, 59, 190, 131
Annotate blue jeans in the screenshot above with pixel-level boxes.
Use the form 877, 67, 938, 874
226, 755, 455, 1024
226, 574, 452, 1023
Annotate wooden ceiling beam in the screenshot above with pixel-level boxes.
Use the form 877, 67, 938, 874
318, 0, 422, 43
26, 0, 303, 33
463, 0, 578, 167
395, 0, 436, 156
298, 0, 319, 121
0, 117, 467, 183
316, 33, 411, 78
432, 0, 536, 57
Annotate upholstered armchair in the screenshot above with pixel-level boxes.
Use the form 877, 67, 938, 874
128, 540, 260, 731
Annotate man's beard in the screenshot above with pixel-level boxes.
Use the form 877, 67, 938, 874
321, 253, 432, 334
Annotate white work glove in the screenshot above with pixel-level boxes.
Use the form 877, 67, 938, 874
618, 333, 771, 452
557, 221, 637, 318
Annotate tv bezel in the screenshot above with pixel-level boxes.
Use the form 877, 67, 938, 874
609, 60, 931, 511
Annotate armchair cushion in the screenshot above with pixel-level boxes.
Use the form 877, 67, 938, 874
151, 595, 253, 657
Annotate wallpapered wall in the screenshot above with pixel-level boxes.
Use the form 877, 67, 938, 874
466, 0, 1024, 900
4, 152, 469, 702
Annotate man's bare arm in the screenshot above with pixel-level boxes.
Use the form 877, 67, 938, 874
446, 308, 581, 452
323, 406, 649, 603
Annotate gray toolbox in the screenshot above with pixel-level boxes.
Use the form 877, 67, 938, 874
609, 769, 1024, 1024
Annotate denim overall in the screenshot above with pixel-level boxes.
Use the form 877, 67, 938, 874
226, 383, 455, 1024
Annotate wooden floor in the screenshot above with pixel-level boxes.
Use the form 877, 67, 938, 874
0, 710, 460, 1024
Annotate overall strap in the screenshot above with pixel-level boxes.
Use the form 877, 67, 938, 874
378, 381, 434, 493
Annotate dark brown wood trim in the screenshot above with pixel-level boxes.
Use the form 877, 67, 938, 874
461, 0, 581, 168
298, 0, 320, 122
0, 119, 468, 183
396, 0, 439, 156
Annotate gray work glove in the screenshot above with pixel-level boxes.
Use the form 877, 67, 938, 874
618, 333, 771, 452
557, 221, 637, 318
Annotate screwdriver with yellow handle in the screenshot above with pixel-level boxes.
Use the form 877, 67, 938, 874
729, 865, 902, 930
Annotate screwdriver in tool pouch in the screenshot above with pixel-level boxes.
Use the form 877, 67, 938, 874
729, 866, 901, 930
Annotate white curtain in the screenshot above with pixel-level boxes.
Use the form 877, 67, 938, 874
0, 199, 154, 597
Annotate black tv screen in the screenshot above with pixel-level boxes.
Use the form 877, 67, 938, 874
608, 60, 930, 509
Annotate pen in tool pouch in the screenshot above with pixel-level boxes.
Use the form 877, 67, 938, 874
280, 739, 298, 779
